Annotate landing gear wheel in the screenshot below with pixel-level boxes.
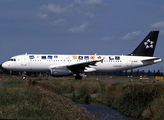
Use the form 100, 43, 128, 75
75, 75, 82, 80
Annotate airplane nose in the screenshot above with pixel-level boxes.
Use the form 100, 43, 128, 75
0, 62, 8, 73
1, 62, 8, 70
2, 63, 6, 69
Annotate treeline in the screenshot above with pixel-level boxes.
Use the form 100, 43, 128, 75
87, 69, 163, 77
0, 67, 163, 77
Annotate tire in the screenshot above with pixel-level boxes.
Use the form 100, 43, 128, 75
75, 75, 82, 80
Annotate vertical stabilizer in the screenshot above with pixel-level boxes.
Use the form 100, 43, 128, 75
129, 31, 159, 57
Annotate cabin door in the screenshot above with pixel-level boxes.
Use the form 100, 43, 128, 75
126, 57, 132, 67
21, 56, 27, 66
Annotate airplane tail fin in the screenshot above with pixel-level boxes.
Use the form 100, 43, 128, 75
129, 31, 159, 57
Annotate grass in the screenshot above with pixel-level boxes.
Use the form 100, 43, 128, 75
0, 75, 95, 119
0, 75, 164, 119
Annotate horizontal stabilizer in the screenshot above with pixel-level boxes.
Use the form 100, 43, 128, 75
141, 58, 162, 62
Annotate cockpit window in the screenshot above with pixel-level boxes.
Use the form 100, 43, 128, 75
8, 59, 16, 61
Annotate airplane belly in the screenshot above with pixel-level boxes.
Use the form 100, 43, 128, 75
93, 62, 123, 72
29, 62, 49, 72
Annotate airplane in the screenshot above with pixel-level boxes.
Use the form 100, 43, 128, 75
1, 31, 162, 79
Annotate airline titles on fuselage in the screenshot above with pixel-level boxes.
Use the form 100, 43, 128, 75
27, 55, 122, 63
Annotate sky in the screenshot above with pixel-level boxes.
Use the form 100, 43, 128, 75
0, 0, 164, 72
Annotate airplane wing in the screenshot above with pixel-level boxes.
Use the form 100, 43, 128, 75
48, 59, 103, 78
67, 59, 102, 74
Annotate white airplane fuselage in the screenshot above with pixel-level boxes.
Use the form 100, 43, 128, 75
1, 31, 162, 79
2, 54, 162, 73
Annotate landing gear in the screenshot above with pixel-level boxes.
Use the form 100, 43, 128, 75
75, 75, 82, 80
74, 73, 86, 80
22, 71, 26, 79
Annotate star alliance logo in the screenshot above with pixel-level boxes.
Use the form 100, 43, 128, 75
144, 39, 154, 49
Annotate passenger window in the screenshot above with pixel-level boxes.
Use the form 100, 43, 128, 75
42, 56, 46, 59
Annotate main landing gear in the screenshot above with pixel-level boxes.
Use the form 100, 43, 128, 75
74, 73, 86, 80
75, 75, 82, 80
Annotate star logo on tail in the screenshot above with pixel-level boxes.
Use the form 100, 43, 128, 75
144, 39, 154, 49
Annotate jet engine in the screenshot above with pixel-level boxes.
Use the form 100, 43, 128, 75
50, 68, 72, 77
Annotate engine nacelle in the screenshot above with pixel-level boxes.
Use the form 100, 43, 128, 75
50, 68, 72, 77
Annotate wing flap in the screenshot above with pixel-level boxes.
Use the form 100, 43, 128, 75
67, 59, 102, 73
